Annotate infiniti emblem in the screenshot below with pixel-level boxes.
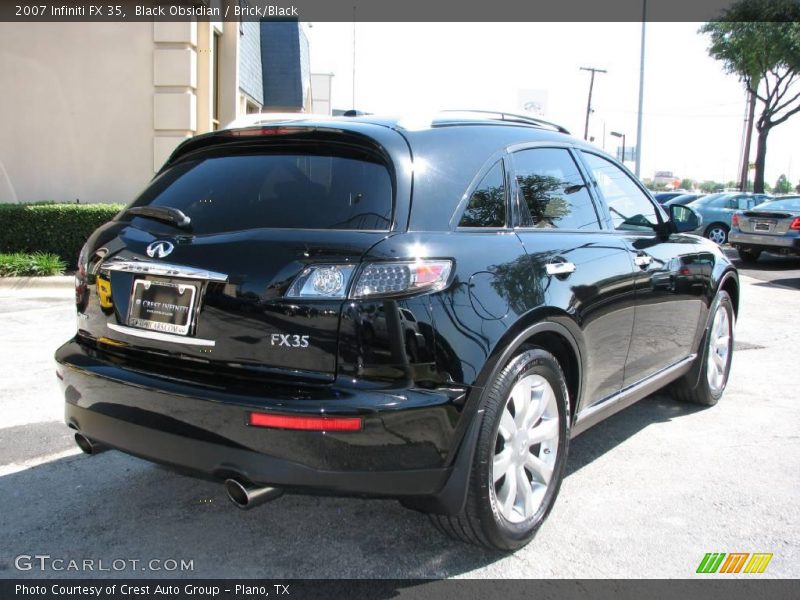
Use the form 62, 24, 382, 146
146, 240, 175, 259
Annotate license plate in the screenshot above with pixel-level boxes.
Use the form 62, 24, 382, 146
127, 279, 197, 336
754, 222, 771, 232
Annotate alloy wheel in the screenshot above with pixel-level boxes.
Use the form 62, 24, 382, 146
706, 306, 731, 394
491, 374, 560, 524
706, 227, 727, 245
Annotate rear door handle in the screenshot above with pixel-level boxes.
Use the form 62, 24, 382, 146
546, 262, 577, 276
634, 254, 652, 268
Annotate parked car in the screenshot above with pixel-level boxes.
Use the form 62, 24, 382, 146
56, 110, 738, 551
689, 192, 773, 244
653, 191, 688, 204
662, 193, 705, 208
729, 195, 800, 262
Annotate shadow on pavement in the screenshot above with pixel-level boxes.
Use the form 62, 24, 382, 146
566, 393, 705, 477
0, 394, 705, 579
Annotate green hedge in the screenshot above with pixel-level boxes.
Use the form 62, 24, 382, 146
0, 203, 124, 268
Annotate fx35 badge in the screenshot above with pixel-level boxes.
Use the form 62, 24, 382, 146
270, 334, 310, 348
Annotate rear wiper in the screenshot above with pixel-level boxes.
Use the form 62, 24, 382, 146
124, 206, 191, 230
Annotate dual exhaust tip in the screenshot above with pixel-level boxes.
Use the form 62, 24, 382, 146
74, 432, 282, 510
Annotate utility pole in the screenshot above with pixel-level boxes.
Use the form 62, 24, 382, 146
634, 0, 647, 178
739, 88, 756, 192
580, 66, 606, 141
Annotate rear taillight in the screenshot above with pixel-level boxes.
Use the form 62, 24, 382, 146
248, 412, 362, 432
284, 259, 453, 300
75, 243, 90, 305
790, 217, 800, 230
731, 213, 740, 228
351, 260, 453, 298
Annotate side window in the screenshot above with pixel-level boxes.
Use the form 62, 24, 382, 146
581, 152, 658, 232
459, 160, 506, 227
513, 148, 600, 230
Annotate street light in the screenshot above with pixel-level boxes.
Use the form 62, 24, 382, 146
611, 131, 626, 164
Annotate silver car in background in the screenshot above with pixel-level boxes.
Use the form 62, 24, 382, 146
729, 196, 800, 263
690, 193, 773, 245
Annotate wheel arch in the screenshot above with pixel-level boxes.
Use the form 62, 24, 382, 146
406, 312, 584, 517
718, 270, 740, 319
472, 312, 584, 424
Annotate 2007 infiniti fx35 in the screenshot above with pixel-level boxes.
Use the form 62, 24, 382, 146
56, 110, 738, 550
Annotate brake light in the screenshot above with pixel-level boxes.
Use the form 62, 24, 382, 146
227, 126, 311, 137
790, 217, 800, 230
75, 243, 90, 305
248, 412, 363, 432
731, 213, 740, 228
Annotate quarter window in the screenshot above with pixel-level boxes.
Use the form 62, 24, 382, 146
581, 152, 658, 232
513, 148, 600, 230
459, 160, 507, 227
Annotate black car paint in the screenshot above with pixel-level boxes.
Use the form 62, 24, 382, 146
56, 116, 738, 514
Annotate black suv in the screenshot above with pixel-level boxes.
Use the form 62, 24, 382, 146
56, 111, 738, 550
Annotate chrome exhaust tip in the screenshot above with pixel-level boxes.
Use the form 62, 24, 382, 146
74, 432, 107, 455
224, 479, 283, 510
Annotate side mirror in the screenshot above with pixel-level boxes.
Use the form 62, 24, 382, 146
669, 204, 702, 234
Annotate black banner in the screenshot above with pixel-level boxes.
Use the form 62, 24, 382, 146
0, 0, 779, 23
2, 580, 799, 600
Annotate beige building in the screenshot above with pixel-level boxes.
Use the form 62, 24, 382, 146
0, 18, 314, 205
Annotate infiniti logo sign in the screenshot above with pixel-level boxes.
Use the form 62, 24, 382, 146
146, 240, 175, 259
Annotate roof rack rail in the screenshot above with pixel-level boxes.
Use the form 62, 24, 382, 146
438, 109, 571, 135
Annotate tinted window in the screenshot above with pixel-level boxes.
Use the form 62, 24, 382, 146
513, 148, 600, 230
459, 161, 506, 227
710, 195, 734, 208
129, 153, 393, 233
581, 152, 658, 231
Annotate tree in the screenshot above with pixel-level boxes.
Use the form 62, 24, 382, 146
774, 173, 792, 194
699, 180, 723, 193
679, 178, 695, 190
796, 180, 800, 193
701, 1, 800, 193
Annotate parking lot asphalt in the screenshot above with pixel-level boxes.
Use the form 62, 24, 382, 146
0, 271, 797, 579
719, 247, 800, 292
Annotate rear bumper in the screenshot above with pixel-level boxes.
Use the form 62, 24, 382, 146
55, 338, 468, 498
729, 230, 800, 251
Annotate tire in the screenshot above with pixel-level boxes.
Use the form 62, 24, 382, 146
430, 348, 570, 550
671, 291, 735, 406
704, 223, 729, 245
738, 247, 761, 264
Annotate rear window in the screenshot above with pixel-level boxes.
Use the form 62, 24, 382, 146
128, 153, 393, 233
756, 197, 800, 211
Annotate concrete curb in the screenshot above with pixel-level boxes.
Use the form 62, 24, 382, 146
0, 275, 73, 290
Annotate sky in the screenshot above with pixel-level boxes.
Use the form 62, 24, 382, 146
305, 22, 800, 188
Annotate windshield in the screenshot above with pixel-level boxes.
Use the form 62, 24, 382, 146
126, 152, 394, 233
